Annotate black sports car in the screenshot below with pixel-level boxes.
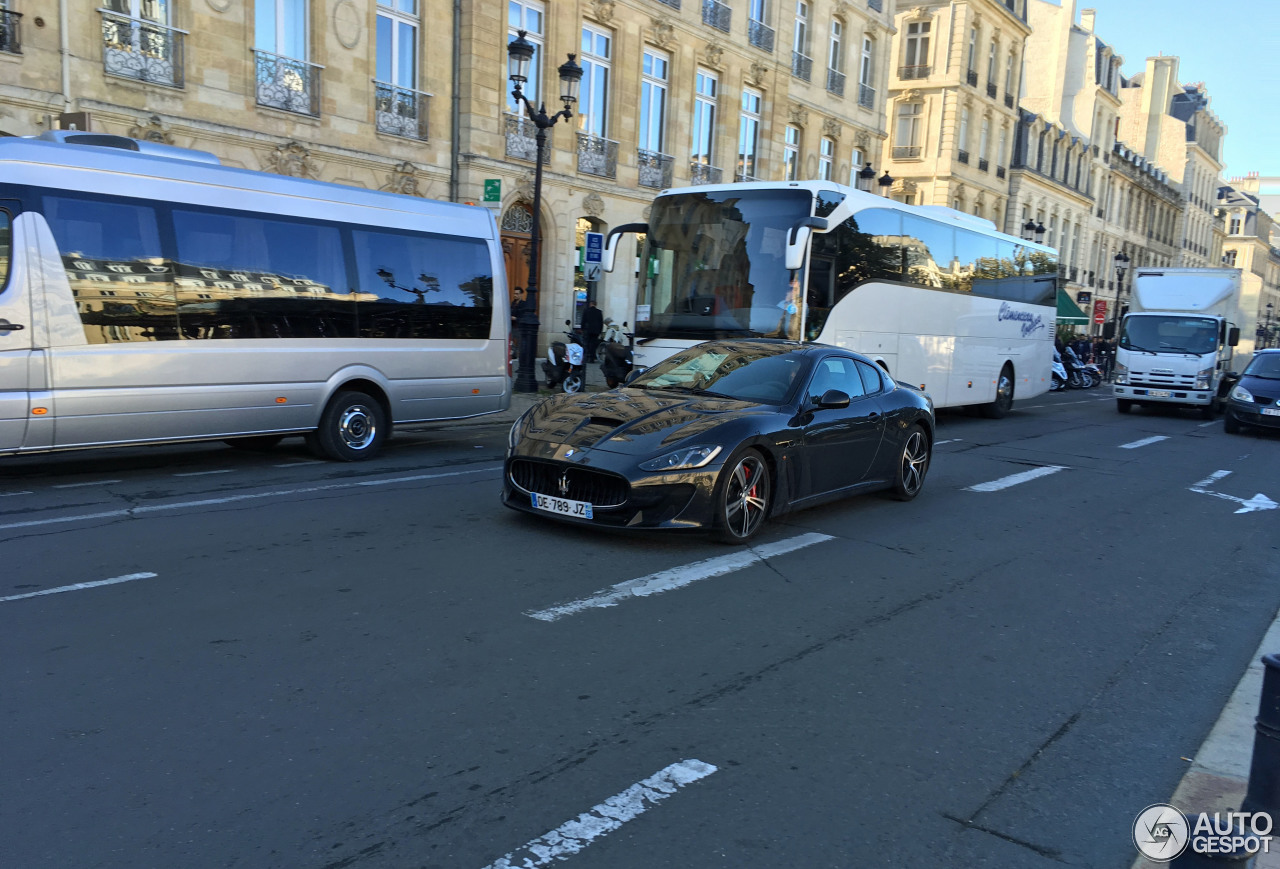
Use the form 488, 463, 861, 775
503, 339, 935, 543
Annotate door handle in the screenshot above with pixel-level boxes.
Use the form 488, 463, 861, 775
0, 321, 25, 332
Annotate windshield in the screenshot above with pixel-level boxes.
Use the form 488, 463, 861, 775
1120, 315, 1219, 355
629, 342, 809, 404
636, 189, 813, 342
1244, 353, 1280, 379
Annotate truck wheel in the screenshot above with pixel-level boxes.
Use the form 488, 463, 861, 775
306, 390, 387, 461
1116, 399, 1132, 414
1199, 401, 1216, 420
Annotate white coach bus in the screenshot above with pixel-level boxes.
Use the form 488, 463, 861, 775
605, 181, 1059, 417
0, 132, 510, 461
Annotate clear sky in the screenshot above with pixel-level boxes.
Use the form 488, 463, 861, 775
1075, 0, 1280, 180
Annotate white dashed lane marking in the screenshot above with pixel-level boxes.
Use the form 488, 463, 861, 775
52, 479, 122, 489
1, 572, 158, 603
965, 466, 1067, 492
479, 759, 718, 869
1120, 436, 1169, 449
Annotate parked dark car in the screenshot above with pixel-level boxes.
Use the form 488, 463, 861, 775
1224, 349, 1280, 434
503, 339, 935, 543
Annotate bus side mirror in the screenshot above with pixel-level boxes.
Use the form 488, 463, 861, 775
785, 216, 828, 271
1228, 327, 1240, 347
603, 223, 647, 273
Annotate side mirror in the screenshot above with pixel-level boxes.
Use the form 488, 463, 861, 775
1228, 326, 1240, 347
816, 389, 851, 409
604, 222, 648, 273
785, 216, 828, 271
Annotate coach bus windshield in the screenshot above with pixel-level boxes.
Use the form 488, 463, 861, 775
636, 188, 813, 342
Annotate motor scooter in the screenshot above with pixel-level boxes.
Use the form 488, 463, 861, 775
600, 325, 634, 388
542, 320, 586, 393
1051, 350, 1068, 391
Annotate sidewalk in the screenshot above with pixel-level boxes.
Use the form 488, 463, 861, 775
1132, 610, 1280, 869
423, 376, 607, 430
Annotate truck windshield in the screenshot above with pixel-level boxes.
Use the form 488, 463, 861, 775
1120, 316, 1219, 355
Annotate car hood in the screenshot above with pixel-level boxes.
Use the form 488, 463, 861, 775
1240, 374, 1280, 403
514, 389, 773, 459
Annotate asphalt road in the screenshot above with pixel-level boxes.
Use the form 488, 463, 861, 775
1, 390, 1277, 869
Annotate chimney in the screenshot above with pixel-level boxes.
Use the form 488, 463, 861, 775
1080, 9, 1096, 31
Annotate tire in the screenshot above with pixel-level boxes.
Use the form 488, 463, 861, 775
563, 373, 584, 394
1068, 371, 1083, 389
711, 448, 771, 544
1051, 375, 1065, 392
1224, 412, 1241, 434
889, 425, 931, 501
305, 390, 387, 461
605, 376, 619, 389
1116, 399, 1132, 414
1199, 400, 1216, 421
981, 364, 1015, 418
223, 435, 285, 452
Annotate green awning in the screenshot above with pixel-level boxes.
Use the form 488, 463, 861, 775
1056, 288, 1089, 325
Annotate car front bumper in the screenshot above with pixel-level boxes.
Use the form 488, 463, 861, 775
1225, 400, 1280, 429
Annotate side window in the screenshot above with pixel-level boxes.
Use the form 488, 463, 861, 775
171, 208, 352, 339
0, 209, 11, 293
807, 356, 865, 403
350, 229, 493, 339
901, 214, 954, 289
855, 359, 884, 394
42, 194, 176, 343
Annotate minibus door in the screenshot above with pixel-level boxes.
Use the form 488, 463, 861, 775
0, 203, 33, 452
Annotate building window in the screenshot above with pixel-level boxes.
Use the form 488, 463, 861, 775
818, 136, 834, 180
828, 18, 843, 73
986, 40, 998, 86
978, 116, 990, 166
256, 0, 308, 60
784, 124, 800, 180
579, 24, 612, 138
793, 1, 809, 60
966, 26, 977, 75
997, 125, 1007, 166
692, 67, 718, 170
255, 0, 319, 114
1005, 52, 1016, 98
958, 106, 970, 154
738, 88, 762, 180
858, 35, 875, 107
507, 1, 545, 112
902, 20, 929, 76
1229, 216, 1242, 234
375, 0, 426, 139
847, 147, 863, 185
640, 49, 669, 155
894, 101, 922, 158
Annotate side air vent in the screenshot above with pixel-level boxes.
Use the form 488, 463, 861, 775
35, 131, 221, 165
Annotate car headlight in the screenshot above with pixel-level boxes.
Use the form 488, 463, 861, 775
1195, 367, 1214, 390
1231, 384, 1255, 403
508, 410, 531, 448
1113, 362, 1128, 385
639, 445, 723, 472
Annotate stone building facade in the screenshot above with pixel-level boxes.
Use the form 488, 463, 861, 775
1219, 175, 1280, 354
0, 0, 895, 349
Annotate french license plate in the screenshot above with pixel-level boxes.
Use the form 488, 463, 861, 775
1263, 408, 1280, 417
1147, 390, 1171, 398
532, 492, 593, 519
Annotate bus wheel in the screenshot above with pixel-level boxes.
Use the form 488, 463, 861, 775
981, 364, 1015, 419
224, 435, 284, 452
307, 390, 386, 461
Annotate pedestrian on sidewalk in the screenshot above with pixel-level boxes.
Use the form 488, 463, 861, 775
581, 299, 604, 368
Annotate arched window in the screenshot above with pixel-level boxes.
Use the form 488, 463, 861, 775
501, 202, 534, 233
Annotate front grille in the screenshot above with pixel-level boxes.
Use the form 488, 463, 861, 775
510, 459, 629, 507
1131, 371, 1198, 389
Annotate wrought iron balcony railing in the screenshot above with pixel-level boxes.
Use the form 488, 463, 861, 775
654, 0, 680, 7
689, 162, 723, 186
858, 83, 875, 108
374, 82, 431, 140
254, 49, 321, 116
0, 8, 22, 55
637, 150, 674, 189
1004, 93, 1014, 108
867, 0, 883, 10
100, 10, 185, 88
996, 166, 1006, 179
735, 170, 762, 183
792, 51, 812, 82
965, 69, 978, 86
899, 65, 929, 80
986, 82, 997, 98
978, 158, 989, 172
702, 0, 731, 32
748, 19, 774, 52
577, 133, 619, 179
826, 68, 846, 97
893, 146, 921, 159
957, 149, 970, 164
505, 113, 550, 163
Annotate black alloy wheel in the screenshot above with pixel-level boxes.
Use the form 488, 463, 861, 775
889, 425, 930, 501
306, 390, 387, 461
711, 449, 771, 544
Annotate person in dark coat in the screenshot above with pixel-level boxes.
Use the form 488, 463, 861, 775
581, 299, 604, 364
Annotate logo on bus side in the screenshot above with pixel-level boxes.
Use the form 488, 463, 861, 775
997, 303, 1046, 337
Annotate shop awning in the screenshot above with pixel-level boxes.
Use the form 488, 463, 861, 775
1056, 288, 1089, 325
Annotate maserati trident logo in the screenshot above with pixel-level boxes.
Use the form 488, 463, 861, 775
558, 471, 570, 497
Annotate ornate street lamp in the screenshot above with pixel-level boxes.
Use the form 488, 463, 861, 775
1109, 250, 1130, 336
1021, 219, 1037, 242
877, 170, 894, 197
1265, 302, 1274, 349
507, 30, 583, 393
856, 162, 876, 194
1033, 221, 1047, 245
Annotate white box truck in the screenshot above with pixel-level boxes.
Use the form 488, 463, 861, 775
1113, 268, 1246, 418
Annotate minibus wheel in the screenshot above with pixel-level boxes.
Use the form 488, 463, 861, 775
307, 390, 387, 461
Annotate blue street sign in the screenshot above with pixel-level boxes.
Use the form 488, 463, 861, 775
584, 231, 604, 263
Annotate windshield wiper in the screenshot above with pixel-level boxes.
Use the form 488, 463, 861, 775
1125, 344, 1159, 355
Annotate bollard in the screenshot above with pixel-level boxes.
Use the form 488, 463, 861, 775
1242, 653, 1280, 817
1170, 815, 1259, 868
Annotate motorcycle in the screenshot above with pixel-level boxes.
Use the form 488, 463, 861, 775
600, 325, 634, 388
1081, 360, 1104, 388
1051, 351, 1067, 392
595, 319, 629, 362
1061, 347, 1091, 389
542, 321, 586, 393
